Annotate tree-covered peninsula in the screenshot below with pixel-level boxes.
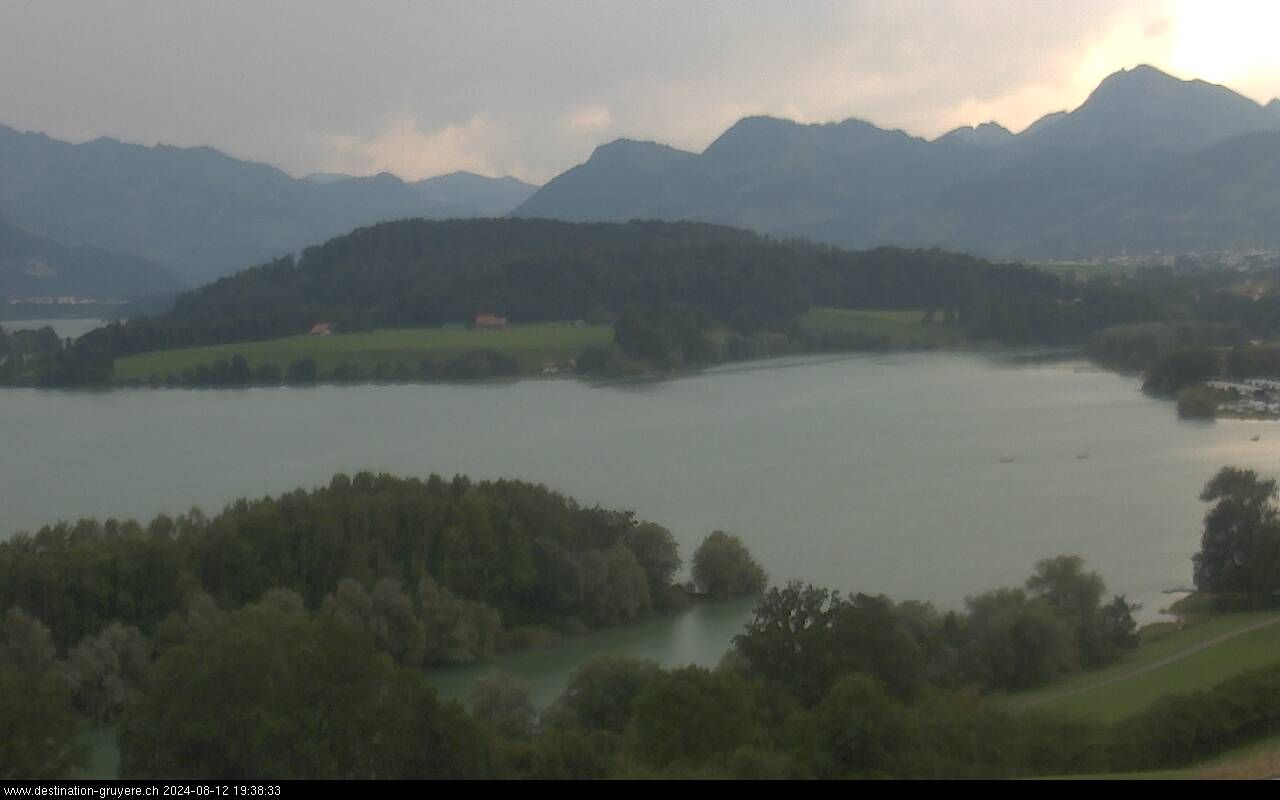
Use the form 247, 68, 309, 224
8, 468, 1280, 778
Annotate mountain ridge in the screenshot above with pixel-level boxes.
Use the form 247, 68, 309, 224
0, 125, 539, 285
0, 216, 183, 304
515, 64, 1280, 258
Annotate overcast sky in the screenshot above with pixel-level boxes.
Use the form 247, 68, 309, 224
2, 0, 1279, 184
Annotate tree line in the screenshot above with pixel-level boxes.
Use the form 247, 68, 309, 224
5, 465, 1280, 778
0, 473, 776, 658
127, 349, 525, 388
13, 217, 1262, 385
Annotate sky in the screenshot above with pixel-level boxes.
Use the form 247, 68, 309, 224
2, 0, 1279, 185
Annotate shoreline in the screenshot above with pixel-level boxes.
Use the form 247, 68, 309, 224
2, 339, 1092, 392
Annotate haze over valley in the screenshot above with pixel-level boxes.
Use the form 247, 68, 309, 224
4, 63, 1280, 312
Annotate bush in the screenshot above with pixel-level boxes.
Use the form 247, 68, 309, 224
1142, 348, 1220, 397
1111, 663, 1280, 771
1176, 385, 1220, 419
253, 363, 283, 384
691, 531, 768, 599
285, 358, 318, 384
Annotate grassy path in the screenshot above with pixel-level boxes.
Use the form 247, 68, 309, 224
1022, 615, 1280, 709
1015, 612, 1280, 721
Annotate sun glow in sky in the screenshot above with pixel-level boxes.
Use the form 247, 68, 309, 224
1, 1, 1279, 183
1165, 0, 1280, 91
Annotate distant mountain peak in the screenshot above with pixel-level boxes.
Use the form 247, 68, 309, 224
937, 121, 1014, 147
1089, 64, 1180, 101
1017, 63, 1279, 153
0, 125, 540, 283
1088, 63, 1260, 109
700, 114, 924, 169
428, 170, 535, 188
718, 115, 797, 133
586, 138, 694, 166
1091, 63, 1205, 94
1107, 63, 1171, 81
302, 172, 354, 184
591, 137, 686, 153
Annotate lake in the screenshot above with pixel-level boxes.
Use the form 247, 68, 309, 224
4, 351, 1276, 705
2, 317, 107, 340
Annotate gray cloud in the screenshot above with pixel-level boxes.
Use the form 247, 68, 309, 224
1, 0, 1276, 183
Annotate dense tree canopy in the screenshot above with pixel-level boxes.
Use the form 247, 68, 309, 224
1141, 347, 1222, 397
16, 217, 1264, 385
6, 467, 1280, 779
120, 597, 491, 779
733, 583, 933, 705
0, 473, 691, 658
1194, 467, 1280, 598
0, 609, 86, 779
691, 530, 768, 599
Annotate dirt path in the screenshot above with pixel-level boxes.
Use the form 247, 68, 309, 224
1020, 614, 1280, 709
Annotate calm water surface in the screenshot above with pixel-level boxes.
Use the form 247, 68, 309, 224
4, 352, 1276, 704
2, 317, 106, 340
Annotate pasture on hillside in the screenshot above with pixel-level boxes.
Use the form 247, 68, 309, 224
1013, 611, 1280, 723
798, 308, 968, 348
112, 323, 613, 383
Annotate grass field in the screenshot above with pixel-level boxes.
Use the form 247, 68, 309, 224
798, 307, 968, 347
113, 323, 613, 383
1020, 611, 1280, 779
1013, 611, 1280, 723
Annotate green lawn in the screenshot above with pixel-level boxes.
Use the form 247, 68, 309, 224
1012, 611, 1280, 723
798, 307, 967, 347
1021, 611, 1280, 779
113, 323, 613, 382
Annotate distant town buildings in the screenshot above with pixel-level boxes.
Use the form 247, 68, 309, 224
1206, 379, 1280, 417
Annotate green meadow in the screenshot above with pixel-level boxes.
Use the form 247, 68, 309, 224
798, 307, 968, 347
1018, 611, 1280, 779
1013, 611, 1280, 723
112, 323, 613, 382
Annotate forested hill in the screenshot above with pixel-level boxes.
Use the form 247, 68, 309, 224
19, 216, 1266, 386
64, 217, 1099, 358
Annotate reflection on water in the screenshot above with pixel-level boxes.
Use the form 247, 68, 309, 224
429, 599, 756, 707
1, 317, 106, 340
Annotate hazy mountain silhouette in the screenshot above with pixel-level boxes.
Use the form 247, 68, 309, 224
0, 217, 182, 303
0, 126, 537, 284
1017, 65, 1280, 153
516, 65, 1280, 258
